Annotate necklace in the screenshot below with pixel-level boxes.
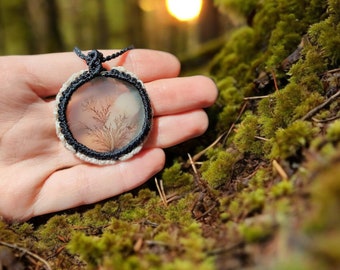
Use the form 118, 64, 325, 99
55, 47, 152, 165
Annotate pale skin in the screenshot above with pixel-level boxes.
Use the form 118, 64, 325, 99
0, 49, 217, 222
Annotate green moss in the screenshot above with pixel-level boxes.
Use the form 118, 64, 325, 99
293, 91, 324, 119
249, 168, 271, 188
162, 162, 193, 190
215, 77, 244, 132
269, 180, 294, 198
234, 112, 263, 155
10, 222, 34, 236
326, 120, 340, 143
36, 215, 72, 248
67, 233, 103, 268
238, 218, 274, 243
215, 0, 258, 18
165, 196, 194, 225
306, 160, 340, 232
0, 221, 21, 243
201, 149, 240, 188
256, 83, 316, 143
270, 120, 318, 159
257, 97, 278, 139
211, 26, 258, 84
289, 45, 327, 91
161, 258, 215, 270
228, 200, 241, 218
309, 19, 340, 66
242, 188, 266, 215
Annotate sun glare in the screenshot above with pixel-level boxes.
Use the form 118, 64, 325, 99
166, 0, 203, 21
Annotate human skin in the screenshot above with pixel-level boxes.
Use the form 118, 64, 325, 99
0, 49, 217, 222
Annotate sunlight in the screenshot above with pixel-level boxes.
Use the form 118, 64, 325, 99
166, 0, 203, 21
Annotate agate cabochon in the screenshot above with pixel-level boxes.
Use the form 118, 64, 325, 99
55, 68, 152, 165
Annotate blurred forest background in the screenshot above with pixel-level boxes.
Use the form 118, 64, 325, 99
0, 0, 239, 61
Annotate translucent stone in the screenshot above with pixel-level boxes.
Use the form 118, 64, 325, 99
66, 76, 145, 153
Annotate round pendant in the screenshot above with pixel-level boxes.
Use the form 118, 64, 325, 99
55, 47, 152, 165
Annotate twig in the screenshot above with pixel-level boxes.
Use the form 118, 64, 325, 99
222, 101, 248, 145
133, 237, 143, 252
271, 69, 279, 91
254, 136, 269, 141
155, 178, 167, 207
187, 101, 248, 165
272, 160, 288, 180
301, 89, 340, 121
243, 95, 270, 100
312, 114, 340, 123
195, 203, 218, 221
188, 132, 226, 165
187, 153, 198, 175
0, 240, 52, 270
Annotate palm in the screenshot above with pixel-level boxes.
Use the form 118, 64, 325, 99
0, 50, 217, 221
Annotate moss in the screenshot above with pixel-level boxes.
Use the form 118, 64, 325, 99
249, 168, 271, 188
228, 200, 241, 218
242, 188, 266, 215
306, 159, 340, 233
0, 221, 21, 243
162, 162, 193, 190
309, 18, 340, 66
234, 112, 263, 155
238, 217, 274, 243
161, 258, 215, 270
326, 119, 340, 143
165, 196, 194, 225
211, 26, 258, 84
10, 222, 34, 236
293, 91, 324, 119
36, 215, 72, 248
201, 148, 240, 188
67, 232, 103, 268
215, 77, 244, 132
215, 0, 258, 18
269, 180, 294, 198
270, 120, 318, 159
289, 45, 327, 91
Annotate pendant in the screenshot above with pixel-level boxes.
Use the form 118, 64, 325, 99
55, 47, 152, 165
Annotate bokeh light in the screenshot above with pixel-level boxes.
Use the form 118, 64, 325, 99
166, 0, 203, 21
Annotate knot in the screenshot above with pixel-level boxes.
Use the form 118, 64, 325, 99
74, 47, 105, 75
85, 50, 105, 74
74, 46, 134, 75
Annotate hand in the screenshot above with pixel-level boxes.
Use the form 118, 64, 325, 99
0, 49, 217, 221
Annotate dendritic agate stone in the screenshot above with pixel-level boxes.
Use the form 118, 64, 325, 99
66, 77, 145, 153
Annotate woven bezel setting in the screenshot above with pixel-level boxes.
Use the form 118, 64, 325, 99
55, 64, 152, 165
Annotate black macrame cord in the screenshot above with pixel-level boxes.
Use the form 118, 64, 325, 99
56, 47, 152, 162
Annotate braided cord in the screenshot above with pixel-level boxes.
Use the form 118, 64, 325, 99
104, 45, 134, 61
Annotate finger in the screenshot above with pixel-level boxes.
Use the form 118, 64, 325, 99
32, 148, 165, 216
146, 75, 217, 116
15, 49, 180, 98
145, 109, 209, 148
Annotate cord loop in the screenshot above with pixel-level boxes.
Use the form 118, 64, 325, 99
74, 46, 134, 75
